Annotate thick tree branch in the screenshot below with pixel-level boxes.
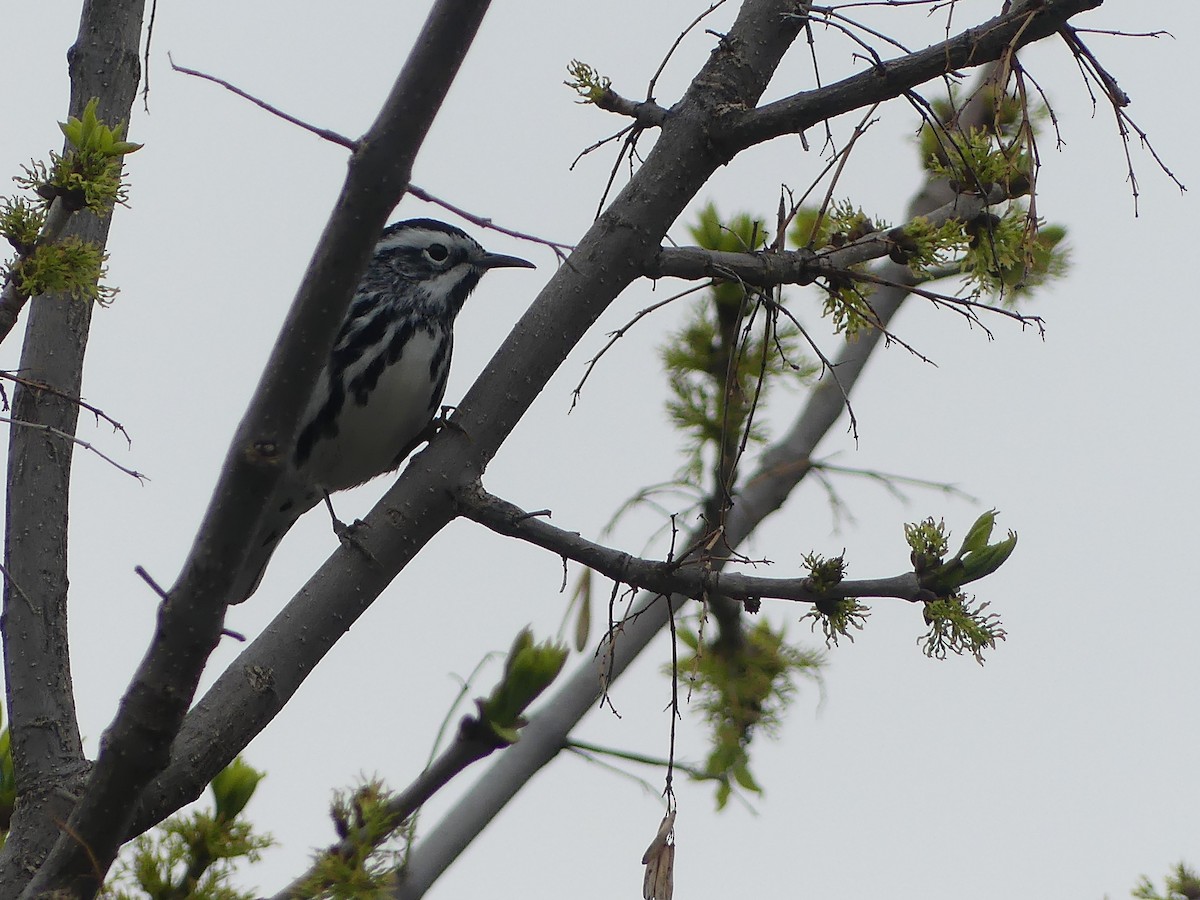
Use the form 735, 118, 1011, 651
0, 1, 144, 894
723, 0, 1104, 151
457, 483, 930, 604
21, 2, 499, 896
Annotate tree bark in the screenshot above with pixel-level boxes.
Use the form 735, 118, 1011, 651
0, 1, 145, 894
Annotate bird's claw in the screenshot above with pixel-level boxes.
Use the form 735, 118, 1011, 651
323, 493, 380, 567
434, 405, 471, 441
334, 518, 380, 567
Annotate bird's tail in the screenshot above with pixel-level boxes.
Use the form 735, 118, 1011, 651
229, 483, 323, 604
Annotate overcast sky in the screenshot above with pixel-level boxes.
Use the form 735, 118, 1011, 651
2, 2, 1198, 898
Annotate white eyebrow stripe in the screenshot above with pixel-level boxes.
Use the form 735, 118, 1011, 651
375, 228, 464, 254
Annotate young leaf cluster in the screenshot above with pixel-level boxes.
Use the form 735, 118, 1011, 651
1132, 862, 1200, 900
663, 204, 816, 482
905, 511, 1014, 663
105, 759, 271, 900
790, 201, 891, 338
0, 197, 42, 252
565, 60, 612, 105
675, 618, 823, 809
10, 236, 113, 304
802, 595, 870, 648
1, 97, 139, 305
477, 628, 568, 745
797, 549, 868, 649
919, 593, 1007, 665
14, 97, 140, 217
911, 509, 1018, 596
927, 126, 1032, 198
297, 779, 405, 899
912, 94, 1070, 301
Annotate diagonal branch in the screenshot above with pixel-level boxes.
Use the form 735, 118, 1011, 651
724, 0, 1104, 150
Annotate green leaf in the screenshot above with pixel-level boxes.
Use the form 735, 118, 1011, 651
478, 629, 568, 744
955, 509, 997, 557
210, 757, 265, 823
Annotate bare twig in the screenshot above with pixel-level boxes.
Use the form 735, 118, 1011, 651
406, 185, 573, 258
1058, 26, 1186, 214
646, 1, 730, 100
570, 283, 710, 410
168, 54, 358, 149
0, 371, 131, 446
0, 415, 145, 481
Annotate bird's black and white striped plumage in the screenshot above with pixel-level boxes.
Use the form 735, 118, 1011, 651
234, 218, 533, 601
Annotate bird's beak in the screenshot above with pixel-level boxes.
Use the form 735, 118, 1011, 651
477, 250, 536, 270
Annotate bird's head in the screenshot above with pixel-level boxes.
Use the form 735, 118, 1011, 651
370, 218, 534, 316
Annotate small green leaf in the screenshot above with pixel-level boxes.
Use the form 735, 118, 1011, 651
478, 629, 568, 744
958, 531, 1018, 585
956, 509, 997, 557
210, 757, 265, 823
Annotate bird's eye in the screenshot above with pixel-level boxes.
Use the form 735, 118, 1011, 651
425, 243, 449, 263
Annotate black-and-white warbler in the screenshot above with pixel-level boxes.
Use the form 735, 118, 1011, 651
234, 218, 534, 601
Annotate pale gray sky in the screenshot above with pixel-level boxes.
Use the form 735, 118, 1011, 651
2, 2, 1197, 898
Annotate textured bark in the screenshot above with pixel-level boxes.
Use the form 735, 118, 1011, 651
0, 0, 145, 894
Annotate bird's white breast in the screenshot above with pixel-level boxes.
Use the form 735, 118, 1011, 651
303, 329, 446, 492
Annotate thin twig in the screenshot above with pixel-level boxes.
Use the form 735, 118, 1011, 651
141, 0, 159, 112
768, 299, 859, 442
407, 185, 573, 258
168, 54, 358, 149
0, 415, 145, 481
0, 371, 132, 446
570, 283, 710, 410
646, 1, 729, 100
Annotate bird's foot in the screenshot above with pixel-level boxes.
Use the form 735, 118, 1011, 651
434, 405, 471, 441
323, 492, 380, 567
334, 517, 380, 567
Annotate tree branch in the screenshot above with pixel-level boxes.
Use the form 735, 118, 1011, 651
0, 1, 144, 894
457, 483, 930, 604
646, 187, 1005, 286
724, 0, 1104, 151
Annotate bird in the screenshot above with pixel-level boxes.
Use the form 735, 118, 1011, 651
231, 218, 534, 602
